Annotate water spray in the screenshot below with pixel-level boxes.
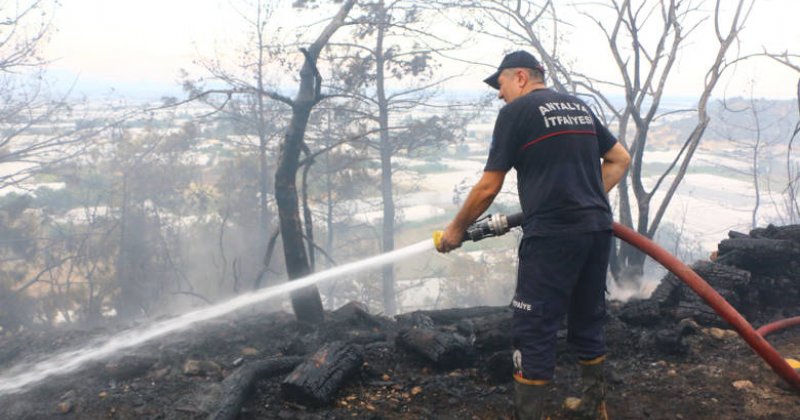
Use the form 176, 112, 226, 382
0, 240, 433, 396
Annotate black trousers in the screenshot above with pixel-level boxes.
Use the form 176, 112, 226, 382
511, 230, 612, 381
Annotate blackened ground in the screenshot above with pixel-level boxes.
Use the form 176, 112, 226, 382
0, 302, 798, 420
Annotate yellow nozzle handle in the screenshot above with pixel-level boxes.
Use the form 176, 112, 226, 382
432, 230, 443, 250
787, 358, 800, 370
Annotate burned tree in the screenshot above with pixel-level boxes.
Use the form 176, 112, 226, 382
330, 0, 464, 314
617, 0, 756, 278
453, 0, 757, 282
180, 1, 358, 323
274, 0, 357, 323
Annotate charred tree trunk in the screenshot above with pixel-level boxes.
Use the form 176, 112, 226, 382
276, 96, 324, 323
301, 151, 316, 271
116, 175, 133, 319
324, 111, 335, 264
375, 4, 397, 316
602, 1, 749, 283
618, 191, 650, 281
379, 131, 396, 316
255, 2, 271, 253
281, 341, 364, 406
274, 0, 356, 324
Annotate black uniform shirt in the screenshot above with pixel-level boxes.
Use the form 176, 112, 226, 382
484, 88, 617, 237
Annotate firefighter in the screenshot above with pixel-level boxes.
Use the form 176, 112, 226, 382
436, 51, 631, 419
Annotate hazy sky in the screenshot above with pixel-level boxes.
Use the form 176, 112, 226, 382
43, 0, 800, 100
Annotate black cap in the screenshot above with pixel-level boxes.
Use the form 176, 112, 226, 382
483, 51, 544, 90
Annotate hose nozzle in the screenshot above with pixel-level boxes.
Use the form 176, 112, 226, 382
463, 212, 522, 242
432, 212, 523, 248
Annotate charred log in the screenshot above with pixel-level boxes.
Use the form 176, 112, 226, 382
284, 329, 321, 356
394, 307, 513, 359
339, 330, 387, 345
756, 276, 800, 312
670, 288, 741, 328
620, 261, 752, 327
281, 341, 364, 406
618, 274, 681, 326
322, 302, 395, 347
209, 356, 303, 420
329, 301, 395, 331
749, 224, 800, 243
677, 261, 755, 319
395, 306, 509, 326
717, 236, 800, 256
469, 312, 512, 353
396, 328, 473, 369
716, 238, 800, 276
670, 262, 752, 325
727, 230, 749, 239
396, 311, 435, 329
688, 261, 752, 292
619, 299, 663, 327
712, 230, 800, 321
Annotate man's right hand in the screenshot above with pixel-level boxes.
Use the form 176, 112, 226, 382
436, 224, 465, 253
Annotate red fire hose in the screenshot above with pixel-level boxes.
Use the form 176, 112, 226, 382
757, 316, 800, 338
612, 222, 800, 391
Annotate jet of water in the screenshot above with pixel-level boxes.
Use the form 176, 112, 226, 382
0, 239, 433, 396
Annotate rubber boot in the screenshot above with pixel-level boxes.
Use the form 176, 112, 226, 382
514, 381, 547, 420
579, 357, 609, 420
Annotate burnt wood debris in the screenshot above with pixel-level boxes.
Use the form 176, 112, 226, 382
621, 224, 800, 327
281, 342, 364, 407
211, 357, 303, 420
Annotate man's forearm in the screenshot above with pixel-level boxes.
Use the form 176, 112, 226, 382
450, 181, 500, 231
436, 171, 506, 253
601, 160, 627, 193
